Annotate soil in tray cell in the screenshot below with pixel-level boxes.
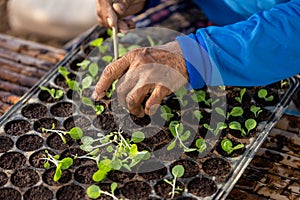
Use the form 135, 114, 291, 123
4, 119, 31, 136
11, 168, 40, 188
0, 172, 8, 186
74, 164, 98, 184
93, 112, 117, 132
252, 87, 280, 107
121, 180, 152, 200
170, 159, 199, 178
187, 177, 218, 197
226, 88, 252, 108
63, 115, 91, 131
215, 137, 246, 158
21, 103, 48, 119
107, 169, 136, 183
202, 158, 231, 182
29, 149, 55, 168
0, 152, 27, 170
23, 185, 54, 200
60, 147, 94, 167
154, 179, 185, 199
16, 134, 44, 151
50, 102, 75, 117
38, 87, 64, 103
0, 188, 21, 200
136, 159, 167, 180
54, 73, 77, 89
42, 168, 72, 186
56, 184, 85, 200
33, 117, 62, 133
46, 133, 75, 150
0, 135, 14, 153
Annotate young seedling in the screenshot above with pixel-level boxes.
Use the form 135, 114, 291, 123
106, 79, 118, 98
193, 110, 203, 121
234, 88, 246, 104
215, 106, 243, 120
76, 59, 91, 70
221, 139, 244, 155
191, 90, 212, 106
257, 88, 274, 101
81, 97, 105, 115
39, 86, 63, 99
195, 138, 207, 153
203, 122, 227, 136
87, 182, 120, 200
42, 123, 83, 143
160, 105, 174, 122
42, 150, 73, 181
89, 37, 108, 54
147, 35, 162, 47
78, 129, 150, 182
164, 165, 185, 199
250, 105, 263, 117
174, 86, 188, 107
229, 119, 257, 137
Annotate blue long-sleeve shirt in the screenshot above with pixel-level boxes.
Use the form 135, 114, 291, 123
148, 0, 300, 88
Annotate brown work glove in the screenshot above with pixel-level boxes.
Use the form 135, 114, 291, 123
96, 0, 147, 31
92, 41, 189, 117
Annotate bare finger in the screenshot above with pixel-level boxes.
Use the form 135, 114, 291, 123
145, 85, 172, 116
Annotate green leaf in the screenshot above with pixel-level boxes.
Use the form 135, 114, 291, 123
111, 182, 118, 194
172, 165, 185, 178
106, 145, 114, 153
229, 107, 244, 117
107, 29, 113, 36
93, 168, 108, 182
69, 127, 83, 140
82, 76, 93, 90
180, 130, 191, 142
129, 144, 138, 158
80, 144, 94, 152
110, 159, 122, 170
67, 80, 79, 92
258, 89, 267, 98
215, 122, 227, 134
250, 105, 262, 117
131, 131, 145, 143
194, 110, 203, 121
53, 167, 62, 181
58, 66, 70, 80
95, 105, 105, 115
90, 38, 104, 47
265, 95, 274, 101
245, 119, 257, 133
147, 35, 156, 47
102, 55, 113, 63
87, 185, 101, 199
44, 161, 51, 169
60, 157, 73, 170
77, 60, 91, 70
127, 45, 141, 51
54, 90, 64, 99
232, 143, 244, 151
169, 121, 179, 137
167, 140, 176, 151
215, 107, 226, 118
195, 138, 207, 153
99, 45, 108, 54
229, 121, 242, 131
88, 63, 99, 77
81, 97, 94, 107
221, 139, 233, 154
192, 90, 206, 103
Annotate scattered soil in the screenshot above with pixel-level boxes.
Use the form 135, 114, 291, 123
0, 152, 27, 170
0, 188, 22, 200
23, 185, 54, 200
202, 158, 231, 181
4, 119, 31, 136
16, 134, 44, 151
93, 112, 117, 131
107, 169, 135, 183
63, 115, 91, 130
121, 180, 151, 200
11, 168, 40, 188
56, 184, 85, 200
50, 102, 75, 117
187, 177, 217, 197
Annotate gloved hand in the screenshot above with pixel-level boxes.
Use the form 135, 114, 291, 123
92, 41, 189, 117
96, 0, 147, 31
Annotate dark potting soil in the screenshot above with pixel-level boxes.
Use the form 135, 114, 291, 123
136, 159, 167, 180
23, 185, 54, 200
54, 73, 77, 89
38, 88, 64, 103
42, 168, 72, 186
122, 114, 151, 131
0, 188, 21, 200
33, 117, 61, 133
107, 169, 136, 182
29, 149, 55, 168
56, 184, 85, 200
154, 179, 184, 199
252, 88, 280, 107
11, 168, 40, 188
0, 135, 13, 153
121, 180, 152, 200
16, 134, 44, 151
21, 103, 48, 119
46, 133, 74, 150
93, 112, 117, 131
63, 115, 91, 131
50, 102, 75, 117
187, 177, 217, 197
141, 128, 172, 151
202, 158, 231, 180
0, 152, 26, 170
4, 119, 31, 136
226, 89, 252, 107
170, 159, 199, 178
74, 164, 98, 184
60, 147, 93, 167
0, 172, 8, 187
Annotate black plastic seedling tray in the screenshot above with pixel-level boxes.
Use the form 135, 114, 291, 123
0, 26, 298, 200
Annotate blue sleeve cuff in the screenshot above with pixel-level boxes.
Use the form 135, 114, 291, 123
176, 33, 211, 90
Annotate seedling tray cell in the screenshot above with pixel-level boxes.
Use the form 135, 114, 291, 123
0, 26, 298, 200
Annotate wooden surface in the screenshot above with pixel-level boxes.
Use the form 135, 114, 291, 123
0, 32, 299, 199
0, 33, 66, 116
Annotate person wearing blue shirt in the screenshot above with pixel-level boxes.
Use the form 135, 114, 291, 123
93, 0, 300, 117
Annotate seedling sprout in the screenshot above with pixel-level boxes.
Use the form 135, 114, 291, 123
164, 164, 185, 199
